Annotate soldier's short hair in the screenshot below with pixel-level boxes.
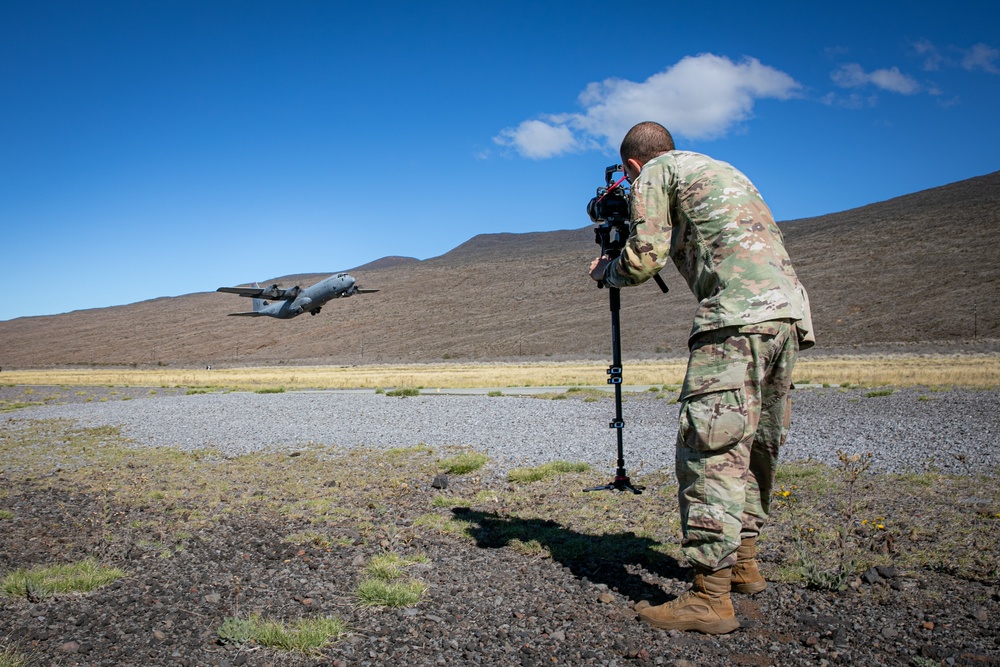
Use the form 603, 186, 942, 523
620, 121, 675, 164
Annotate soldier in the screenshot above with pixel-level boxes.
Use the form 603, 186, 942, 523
589, 121, 814, 634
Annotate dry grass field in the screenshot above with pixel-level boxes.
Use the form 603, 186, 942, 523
2, 354, 997, 390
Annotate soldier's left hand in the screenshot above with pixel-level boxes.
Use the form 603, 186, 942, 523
589, 256, 612, 282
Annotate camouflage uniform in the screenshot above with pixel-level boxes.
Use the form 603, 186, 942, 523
602, 151, 814, 570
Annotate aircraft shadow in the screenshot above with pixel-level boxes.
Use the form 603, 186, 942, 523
450, 507, 686, 605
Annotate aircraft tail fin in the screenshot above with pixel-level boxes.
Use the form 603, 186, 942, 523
252, 282, 266, 313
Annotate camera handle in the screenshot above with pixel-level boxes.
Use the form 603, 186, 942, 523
583, 285, 645, 494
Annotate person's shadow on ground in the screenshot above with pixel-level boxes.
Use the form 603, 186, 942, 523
451, 507, 685, 605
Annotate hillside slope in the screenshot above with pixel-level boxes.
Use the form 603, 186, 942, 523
1, 172, 997, 367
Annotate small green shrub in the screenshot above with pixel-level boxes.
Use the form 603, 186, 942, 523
255, 387, 286, 394
217, 616, 256, 646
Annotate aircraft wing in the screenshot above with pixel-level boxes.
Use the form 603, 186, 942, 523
354, 288, 380, 294
217, 284, 301, 300
217, 286, 266, 298
227, 311, 262, 317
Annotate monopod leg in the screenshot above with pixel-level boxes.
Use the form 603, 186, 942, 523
584, 287, 643, 494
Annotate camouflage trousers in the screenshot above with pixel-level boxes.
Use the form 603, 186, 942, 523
675, 320, 799, 571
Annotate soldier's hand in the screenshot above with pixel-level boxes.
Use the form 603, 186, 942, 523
589, 256, 612, 282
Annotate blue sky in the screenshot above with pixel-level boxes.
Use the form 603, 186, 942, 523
2, 1, 998, 321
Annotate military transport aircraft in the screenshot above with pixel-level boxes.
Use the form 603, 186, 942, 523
217, 272, 377, 318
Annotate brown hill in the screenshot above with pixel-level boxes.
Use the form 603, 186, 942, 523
1, 172, 998, 368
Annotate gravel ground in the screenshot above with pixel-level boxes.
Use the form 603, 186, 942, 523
2, 385, 999, 667
5, 384, 999, 475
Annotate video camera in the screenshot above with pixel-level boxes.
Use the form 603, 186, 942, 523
587, 164, 631, 257
587, 163, 669, 294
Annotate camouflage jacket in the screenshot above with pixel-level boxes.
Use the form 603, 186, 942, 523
603, 151, 814, 348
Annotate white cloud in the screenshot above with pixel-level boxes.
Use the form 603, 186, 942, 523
820, 91, 873, 109
913, 39, 943, 71
493, 120, 578, 159
962, 43, 1000, 74
493, 53, 800, 160
832, 63, 920, 94
868, 67, 921, 94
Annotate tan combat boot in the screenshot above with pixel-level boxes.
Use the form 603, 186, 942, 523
638, 567, 740, 634
731, 537, 767, 594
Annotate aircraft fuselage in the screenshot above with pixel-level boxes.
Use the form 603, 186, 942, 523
256, 273, 358, 319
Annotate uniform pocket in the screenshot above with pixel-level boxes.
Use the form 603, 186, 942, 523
685, 502, 727, 537
679, 361, 750, 451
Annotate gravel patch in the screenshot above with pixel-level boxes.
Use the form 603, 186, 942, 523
8, 385, 1000, 475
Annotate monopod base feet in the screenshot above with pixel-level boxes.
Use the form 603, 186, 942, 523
583, 474, 644, 494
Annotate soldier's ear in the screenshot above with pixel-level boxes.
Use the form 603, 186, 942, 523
625, 158, 643, 180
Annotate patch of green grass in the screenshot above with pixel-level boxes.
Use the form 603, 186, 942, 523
255, 387, 286, 394
0, 509, 14, 520
414, 512, 465, 535
218, 614, 347, 653
355, 551, 429, 607
864, 389, 894, 398
432, 495, 471, 508
487, 390, 503, 397
0, 402, 42, 413
283, 530, 333, 549
384, 443, 434, 458
507, 460, 591, 483
0, 642, 36, 667
531, 387, 606, 401
356, 578, 427, 607
2, 559, 125, 599
364, 552, 428, 579
385, 387, 420, 397
439, 451, 488, 475
775, 461, 827, 483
